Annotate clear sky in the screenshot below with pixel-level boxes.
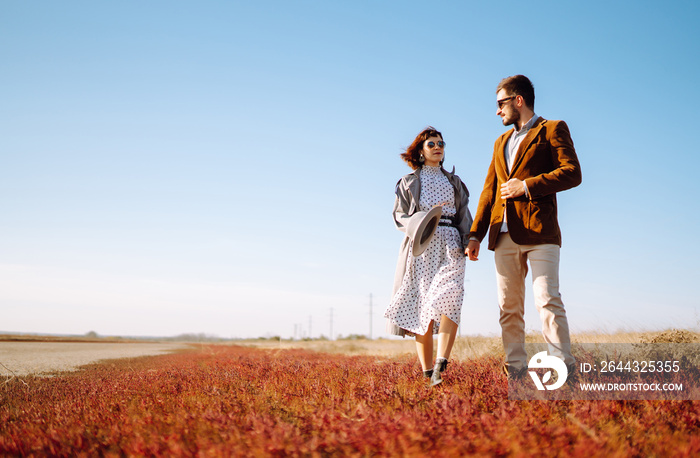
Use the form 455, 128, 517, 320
2, 1, 699, 339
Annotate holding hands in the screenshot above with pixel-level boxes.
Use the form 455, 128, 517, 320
466, 240, 480, 261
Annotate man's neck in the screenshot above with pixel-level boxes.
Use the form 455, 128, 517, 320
515, 109, 536, 131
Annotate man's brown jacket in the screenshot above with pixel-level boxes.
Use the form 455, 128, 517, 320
469, 117, 582, 251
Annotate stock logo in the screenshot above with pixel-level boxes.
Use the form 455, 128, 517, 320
528, 351, 568, 390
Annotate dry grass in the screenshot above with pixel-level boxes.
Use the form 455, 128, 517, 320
236, 338, 417, 358
238, 328, 700, 361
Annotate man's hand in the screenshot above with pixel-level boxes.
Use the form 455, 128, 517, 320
500, 178, 526, 199
466, 240, 480, 261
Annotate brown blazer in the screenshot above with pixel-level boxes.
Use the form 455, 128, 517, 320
469, 117, 581, 251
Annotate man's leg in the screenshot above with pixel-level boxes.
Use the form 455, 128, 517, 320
526, 243, 575, 366
494, 233, 529, 371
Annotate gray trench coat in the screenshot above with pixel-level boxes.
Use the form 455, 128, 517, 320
387, 166, 473, 337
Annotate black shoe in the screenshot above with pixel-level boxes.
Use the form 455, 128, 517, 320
430, 368, 443, 386
423, 369, 434, 378
547, 363, 577, 386
503, 364, 527, 381
430, 358, 449, 387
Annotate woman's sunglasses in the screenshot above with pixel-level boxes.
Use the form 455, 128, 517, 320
426, 141, 446, 148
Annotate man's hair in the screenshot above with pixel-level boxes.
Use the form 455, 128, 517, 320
497, 75, 535, 110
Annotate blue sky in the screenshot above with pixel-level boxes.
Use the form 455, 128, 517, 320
2, 1, 699, 339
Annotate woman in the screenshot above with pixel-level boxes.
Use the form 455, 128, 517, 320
384, 127, 472, 387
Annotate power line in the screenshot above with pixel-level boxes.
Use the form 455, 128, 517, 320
369, 293, 373, 340
329, 307, 334, 341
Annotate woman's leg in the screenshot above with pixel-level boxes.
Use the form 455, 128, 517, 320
429, 315, 459, 386
436, 314, 458, 360
415, 321, 434, 370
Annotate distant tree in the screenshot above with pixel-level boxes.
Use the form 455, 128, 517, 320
339, 334, 366, 341
171, 333, 222, 342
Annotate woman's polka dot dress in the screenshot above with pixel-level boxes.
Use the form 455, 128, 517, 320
384, 165, 466, 336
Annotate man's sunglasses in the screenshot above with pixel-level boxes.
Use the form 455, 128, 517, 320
497, 96, 516, 109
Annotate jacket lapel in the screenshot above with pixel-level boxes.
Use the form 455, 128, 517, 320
497, 131, 513, 177
509, 117, 544, 176
407, 169, 421, 214
441, 166, 460, 210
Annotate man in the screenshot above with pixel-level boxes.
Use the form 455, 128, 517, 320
466, 75, 581, 379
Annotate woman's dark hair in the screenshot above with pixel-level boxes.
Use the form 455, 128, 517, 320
400, 126, 443, 170
497, 75, 535, 110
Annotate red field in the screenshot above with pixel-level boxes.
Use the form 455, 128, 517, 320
1, 345, 699, 456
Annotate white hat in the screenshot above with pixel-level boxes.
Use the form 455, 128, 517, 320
407, 206, 443, 256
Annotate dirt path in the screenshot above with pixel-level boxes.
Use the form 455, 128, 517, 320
0, 342, 189, 377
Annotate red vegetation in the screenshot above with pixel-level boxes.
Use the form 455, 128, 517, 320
1, 345, 699, 456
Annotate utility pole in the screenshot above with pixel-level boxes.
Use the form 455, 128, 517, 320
369, 293, 373, 340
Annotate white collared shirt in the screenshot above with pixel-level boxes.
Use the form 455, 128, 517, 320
505, 113, 538, 174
